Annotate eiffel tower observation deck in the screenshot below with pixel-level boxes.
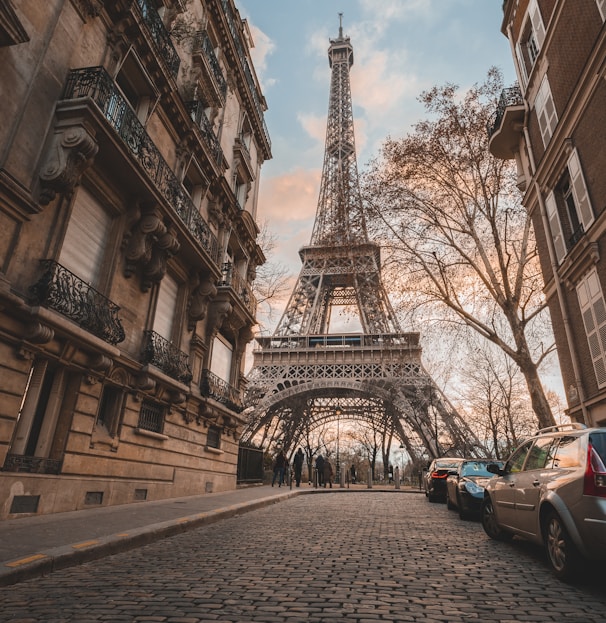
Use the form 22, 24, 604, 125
243, 17, 484, 462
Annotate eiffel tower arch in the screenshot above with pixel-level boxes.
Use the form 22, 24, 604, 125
243, 17, 485, 463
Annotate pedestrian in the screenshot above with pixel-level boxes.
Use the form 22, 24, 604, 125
388, 464, 394, 484
272, 449, 287, 487
323, 457, 334, 488
350, 464, 356, 484
315, 454, 325, 487
293, 448, 305, 487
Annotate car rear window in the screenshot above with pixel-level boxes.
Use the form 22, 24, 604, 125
589, 432, 606, 465
435, 460, 461, 469
551, 435, 582, 468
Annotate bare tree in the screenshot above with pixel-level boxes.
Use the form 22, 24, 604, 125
252, 220, 291, 331
362, 68, 556, 430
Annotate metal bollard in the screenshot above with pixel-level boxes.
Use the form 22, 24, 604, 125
394, 466, 400, 489
339, 464, 345, 488
367, 467, 373, 488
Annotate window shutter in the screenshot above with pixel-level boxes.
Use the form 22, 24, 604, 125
153, 274, 178, 340
529, 0, 545, 49
577, 270, 606, 388
515, 42, 528, 90
535, 77, 558, 147
210, 335, 233, 383
59, 187, 110, 287
568, 149, 594, 230
545, 192, 566, 263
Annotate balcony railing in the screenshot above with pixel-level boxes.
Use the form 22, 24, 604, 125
141, 330, 193, 384
487, 85, 524, 138
29, 260, 125, 345
135, 0, 180, 79
219, 0, 271, 151
218, 262, 257, 317
201, 368, 243, 412
186, 100, 223, 165
569, 224, 585, 248
192, 29, 228, 101
62, 67, 219, 263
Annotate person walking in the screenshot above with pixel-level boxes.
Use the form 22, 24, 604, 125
315, 454, 325, 488
323, 457, 334, 488
271, 449, 287, 487
293, 448, 305, 487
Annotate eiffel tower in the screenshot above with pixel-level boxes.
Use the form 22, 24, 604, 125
242, 17, 483, 464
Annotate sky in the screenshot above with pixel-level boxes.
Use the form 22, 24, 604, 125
236, 0, 518, 336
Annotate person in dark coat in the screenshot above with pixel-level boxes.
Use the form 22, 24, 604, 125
315, 454, 325, 487
323, 458, 334, 488
272, 450, 287, 487
293, 448, 305, 487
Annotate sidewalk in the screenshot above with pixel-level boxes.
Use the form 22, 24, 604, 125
0, 483, 422, 586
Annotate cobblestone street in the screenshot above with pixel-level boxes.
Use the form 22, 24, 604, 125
1, 491, 605, 623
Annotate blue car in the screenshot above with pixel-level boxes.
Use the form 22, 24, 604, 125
446, 459, 503, 519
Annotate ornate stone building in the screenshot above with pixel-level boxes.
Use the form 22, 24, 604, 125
489, 0, 606, 426
0, 0, 270, 518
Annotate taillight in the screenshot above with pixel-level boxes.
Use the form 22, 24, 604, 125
583, 442, 606, 498
431, 471, 448, 479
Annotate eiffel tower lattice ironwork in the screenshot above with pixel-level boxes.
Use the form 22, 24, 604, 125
242, 18, 484, 463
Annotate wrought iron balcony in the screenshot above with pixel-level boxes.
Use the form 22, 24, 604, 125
62, 67, 219, 263
192, 29, 228, 103
141, 330, 193, 384
487, 85, 524, 139
201, 368, 243, 412
218, 262, 257, 318
186, 100, 223, 165
29, 260, 125, 345
135, 0, 180, 79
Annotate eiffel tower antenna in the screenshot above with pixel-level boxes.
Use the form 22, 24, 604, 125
243, 18, 484, 462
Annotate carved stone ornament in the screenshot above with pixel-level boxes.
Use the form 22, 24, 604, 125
206, 299, 233, 339
23, 321, 54, 344
188, 271, 217, 330
123, 205, 180, 292
71, 0, 103, 21
39, 125, 99, 205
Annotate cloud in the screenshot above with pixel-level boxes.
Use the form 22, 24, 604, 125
257, 167, 320, 225
246, 23, 276, 89
297, 112, 327, 144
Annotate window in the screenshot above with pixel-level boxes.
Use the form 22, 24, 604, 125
597, 0, 606, 22
551, 436, 582, 469
153, 274, 179, 341
515, 0, 546, 88
525, 436, 557, 471
182, 162, 207, 209
97, 385, 125, 437
545, 149, 594, 263
115, 52, 156, 123
210, 334, 233, 384
576, 269, 606, 388
207, 425, 221, 449
137, 400, 165, 434
506, 441, 533, 473
59, 187, 111, 287
535, 75, 558, 147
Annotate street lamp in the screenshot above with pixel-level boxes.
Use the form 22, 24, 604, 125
335, 406, 342, 482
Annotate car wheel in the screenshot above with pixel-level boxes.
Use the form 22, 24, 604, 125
446, 491, 455, 510
544, 510, 581, 582
427, 492, 437, 503
481, 497, 512, 541
457, 494, 470, 520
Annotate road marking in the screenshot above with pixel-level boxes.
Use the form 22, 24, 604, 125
5, 554, 47, 567
72, 540, 99, 549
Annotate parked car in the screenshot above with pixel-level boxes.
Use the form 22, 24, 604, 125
481, 423, 606, 581
446, 459, 504, 519
424, 457, 464, 502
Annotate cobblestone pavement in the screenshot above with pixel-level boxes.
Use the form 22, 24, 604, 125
1, 491, 605, 623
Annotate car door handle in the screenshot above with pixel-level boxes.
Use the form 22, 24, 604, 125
532, 480, 540, 487
508, 482, 516, 487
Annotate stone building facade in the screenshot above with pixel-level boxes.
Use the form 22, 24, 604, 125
489, 0, 606, 426
0, 0, 271, 519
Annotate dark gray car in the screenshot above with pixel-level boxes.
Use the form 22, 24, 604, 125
481, 423, 606, 581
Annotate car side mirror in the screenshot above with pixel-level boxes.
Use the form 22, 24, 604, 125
487, 463, 502, 475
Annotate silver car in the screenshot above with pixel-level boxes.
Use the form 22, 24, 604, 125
481, 423, 606, 581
